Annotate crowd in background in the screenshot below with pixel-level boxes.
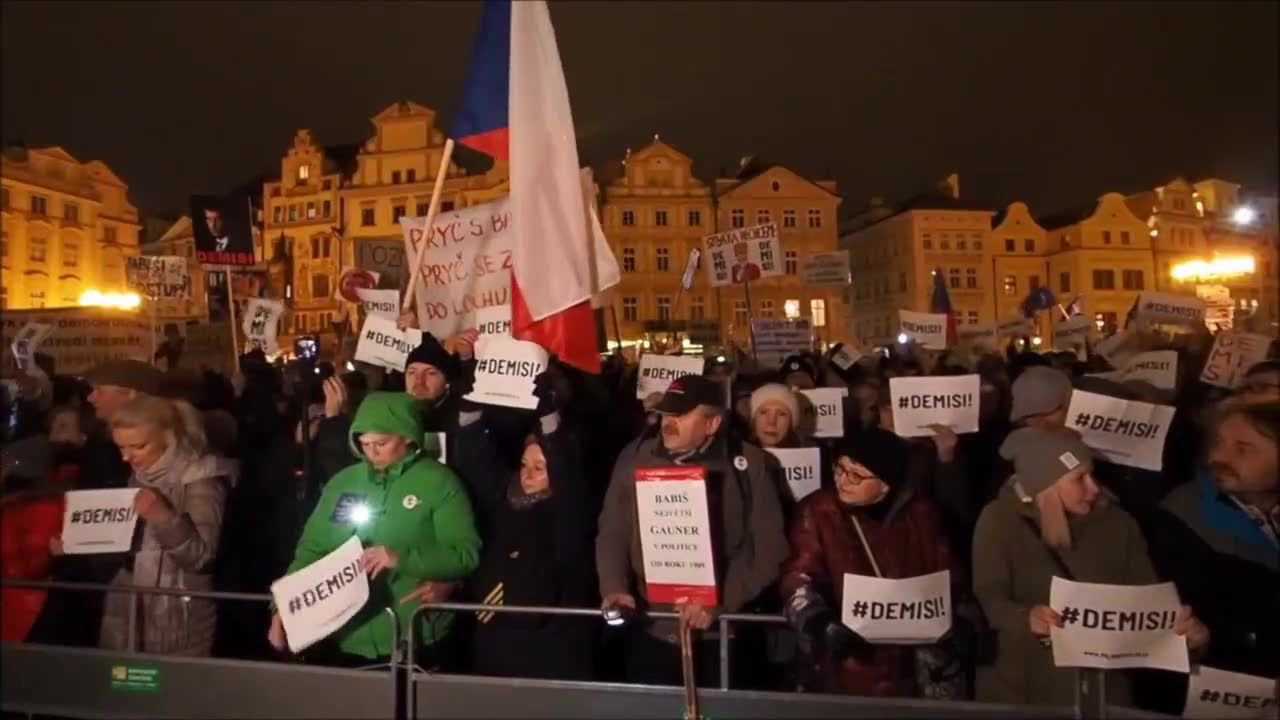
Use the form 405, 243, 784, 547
1, 321, 1278, 714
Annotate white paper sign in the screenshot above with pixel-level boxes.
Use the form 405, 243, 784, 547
242, 298, 285, 356
353, 315, 424, 371
474, 304, 512, 338
1066, 389, 1176, 471
751, 318, 811, 367
841, 570, 952, 644
898, 310, 948, 350
680, 248, 701, 291
1049, 577, 1188, 673
1095, 325, 1141, 369
1200, 331, 1271, 390
125, 256, 191, 300
353, 288, 400, 321
702, 222, 783, 287
465, 335, 548, 410
270, 536, 369, 654
61, 488, 141, 554
1088, 350, 1179, 391
959, 322, 998, 350
829, 344, 862, 371
636, 354, 704, 400
765, 447, 822, 501
801, 251, 851, 287
799, 387, 847, 439
1137, 291, 1206, 326
888, 375, 981, 437
1184, 666, 1277, 720
10, 321, 53, 367
634, 466, 718, 606
1054, 315, 1092, 359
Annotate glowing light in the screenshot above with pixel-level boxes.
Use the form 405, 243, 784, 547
78, 290, 141, 310
345, 361, 356, 371
349, 504, 372, 526
1170, 256, 1256, 281
896, 333, 909, 344
1031, 336, 1043, 347
1232, 206, 1256, 225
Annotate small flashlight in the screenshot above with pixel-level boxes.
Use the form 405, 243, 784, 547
896, 333, 909, 344
349, 503, 372, 526
345, 361, 356, 372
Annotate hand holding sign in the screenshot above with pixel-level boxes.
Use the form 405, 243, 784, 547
926, 423, 959, 463
360, 546, 399, 578
133, 488, 172, 525
270, 536, 369, 654
888, 375, 980, 438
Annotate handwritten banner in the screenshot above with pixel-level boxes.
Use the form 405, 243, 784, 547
125, 256, 190, 300
242, 298, 285, 356
702, 222, 782, 287
1200, 331, 1271, 389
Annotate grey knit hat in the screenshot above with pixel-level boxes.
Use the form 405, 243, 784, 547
999, 426, 1093, 496
1010, 366, 1073, 422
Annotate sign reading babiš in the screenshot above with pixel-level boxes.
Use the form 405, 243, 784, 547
1065, 389, 1175, 472
888, 375, 981, 437
701, 222, 782, 287
634, 466, 717, 606
270, 536, 369, 653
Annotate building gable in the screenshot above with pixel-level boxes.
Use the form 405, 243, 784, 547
717, 165, 840, 204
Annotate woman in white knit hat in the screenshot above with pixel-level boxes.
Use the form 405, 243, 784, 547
749, 383, 805, 449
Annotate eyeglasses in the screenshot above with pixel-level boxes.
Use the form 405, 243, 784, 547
833, 464, 878, 484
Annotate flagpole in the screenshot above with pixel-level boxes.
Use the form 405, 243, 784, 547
402, 138, 456, 313
609, 304, 623, 357
743, 278, 758, 364
226, 267, 240, 362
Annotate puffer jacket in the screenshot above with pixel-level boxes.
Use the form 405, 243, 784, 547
99, 446, 229, 656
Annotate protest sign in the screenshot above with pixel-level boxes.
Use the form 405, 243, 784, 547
1136, 291, 1206, 326
465, 335, 549, 410
765, 447, 822, 501
1184, 666, 1276, 720
1, 308, 150, 376
898, 310, 948, 350
801, 251, 850, 287
1054, 315, 1092, 359
125, 256, 191, 300
1049, 577, 1188, 672
1197, 285, 1235, 331
61, 488, 140, 554
998, 316, 1036, 337
181, 321, 235, 375
1066, 390, 1175, 471
634, 466, 717, 606
474, 304, 512, 338
888, 375, 981, 438
241, 298, 285, 356
270, 536, 369, 654
958, 322, 998, 350
337, 267, 382, 303
353, 287, 399, 321
10, 321, 53, 369
681, 248, 701, 291
751, 318, 811, 367
401, 198, 514, 340
636, 354, 705, 400
354, 315, 424, 371
191, 194, 256, 266
355, 240, 406, 286
798, 387, 847, 439
1200, 331, 1271, 390
701, 222, 783, 287
1087, 350, 1178, 391
841, 570, 951, 645
1095, 325, 1141, 369
829, 344, 862, 371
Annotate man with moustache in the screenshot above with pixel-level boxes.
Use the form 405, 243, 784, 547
596, 375, 788, 687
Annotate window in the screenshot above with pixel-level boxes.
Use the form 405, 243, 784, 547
923, 238, 932, 250
1005, 238, 1015, 253
622, 297, 638, 322
322, 200, 331, 218
622, 247, 636, 273
29, 290, 45, 308
958, 239, 967, 250
307, 202, 316, 219
323, 236, 332, 258
621, 209, 635, 226
416, 202, 429, 217
0, 230, 6, 259
733, 300, 749, 325
948, 268, 961, 289
784, 250, 798, 275
1092, 269, 1115, 290
298, 164, 310, 181
288, 205, 298, 222
941, 238, 951, 250
1024, 238, 1035, 252
63, 203, 79, 223
441, 201, 455, 212
965, 268, 977, 289
1122, 269, 1144, 290
807, 209, 822, 228
361, 207, 376, 226
1102, 230, 1112, 245
104, 226, 117, 244
657, 296, 672, 321
1060, 271, 1071, 293
899, 272, 908, 292
1030, 275, 1041, 291
784, 299, 801, 319
783, 209, 797, 228
810, 299, 827, 328
974, 240, 983, 251
62, 241, 78, 267
391, 170, 402, 185
1095, 312, 1118, 334
690, 296, 705, 321
312, 237, 321, 259
1120, 231, 1130, 245
687, 209, 702, 227
759, 299, 775, 318
392, 205, 407, 223
31, 195, 47, 216
655, 247, 670, 272
322, 179, 332, 191
756, 209, 771, 226
1002, 274, 1017, 295
273, 206, 283, 223
655, 209, 669, 227
967, 311, 979, 325
29, 236, 47, 262
406, 169, 417, 183
312, 273, 330, 299
731, 209, 745, 228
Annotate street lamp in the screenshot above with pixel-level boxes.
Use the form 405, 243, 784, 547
1232, 206, 1256, 226
79, 289, 141, 310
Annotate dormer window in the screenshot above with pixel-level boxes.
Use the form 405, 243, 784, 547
298, 164, 310, 181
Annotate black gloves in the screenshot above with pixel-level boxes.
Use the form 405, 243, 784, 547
786, 584, 874, 663
532, 365, 558, 418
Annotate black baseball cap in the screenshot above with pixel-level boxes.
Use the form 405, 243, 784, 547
654, 375, 722, 415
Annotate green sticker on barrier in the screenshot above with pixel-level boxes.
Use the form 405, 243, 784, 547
110, 663, 160, 692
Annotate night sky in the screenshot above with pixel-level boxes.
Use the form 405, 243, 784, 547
4, 1, 1276, 222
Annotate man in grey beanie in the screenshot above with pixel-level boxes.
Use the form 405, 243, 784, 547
1009, 366, 1073, 430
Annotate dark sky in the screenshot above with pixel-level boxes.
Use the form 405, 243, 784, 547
4, 1, 1277, 222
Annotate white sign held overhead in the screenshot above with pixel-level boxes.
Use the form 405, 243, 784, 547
1183, 666, 1277, 720
701, 222, 783, 287
1054, 315, 1092, 359
465, 335, 548, 410
636, 354, 704, 400
841, 570, 952, 645
10, 321, 53, 368
888, 375, 981, 438
353, 315, 424, 371
61, 488, 141, 555
125, 256, 191, 300
634, 466, 718, 606
958, 322, 998, 350
1087, 350, 1179, 391
798, 387, 847, 439
270, 536, 369, 654
1136, 291, 1206, 326
1065, 389, 1175, 472
353, 287, 400, 321
1200, 331, 1271, 390
765, 447, 822, 501
1095, 325, 1141, 369
801, 251, 851, 287
751, 318, 811, 367
898, 310, 948, 350
829, 344, 862, 371
680, 248, 701, 291
998, 316, 1036, 337
242, 298, 285, 356
1049, 577, 1189, 673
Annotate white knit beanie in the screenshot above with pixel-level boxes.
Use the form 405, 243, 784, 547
750, 383, 799, 420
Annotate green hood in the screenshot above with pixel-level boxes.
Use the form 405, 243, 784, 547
348, 392, 426, 458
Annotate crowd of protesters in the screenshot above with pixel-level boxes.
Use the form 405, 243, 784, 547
1, 316, 1277, 714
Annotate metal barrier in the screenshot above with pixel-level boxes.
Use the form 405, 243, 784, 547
1, 579, 1165, 719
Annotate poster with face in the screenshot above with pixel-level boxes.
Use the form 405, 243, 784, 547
191, 194, 256, 266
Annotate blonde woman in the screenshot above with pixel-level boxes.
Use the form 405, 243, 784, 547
972, 427, 1209, 707
63, 395, 228, 656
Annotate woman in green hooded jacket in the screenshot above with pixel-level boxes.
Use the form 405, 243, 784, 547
268, 392, 481, 667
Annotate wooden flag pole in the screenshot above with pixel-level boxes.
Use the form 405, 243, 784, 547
402, 139, 457, 314
226, 267, 240, 362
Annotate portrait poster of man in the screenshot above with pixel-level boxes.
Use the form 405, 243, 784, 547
191, 193, 256, 266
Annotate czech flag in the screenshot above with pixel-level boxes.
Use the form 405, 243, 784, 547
929, 267, 958, 347
452, 0, 620, 374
